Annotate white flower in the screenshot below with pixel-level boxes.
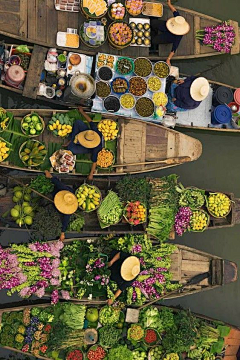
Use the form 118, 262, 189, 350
88, 294, 93, 300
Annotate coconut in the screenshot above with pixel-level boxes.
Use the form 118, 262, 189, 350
12, 196, 20, 203
13, 186, 22, 192
23, 206, 33, 215
11, 208, 19, 218
24, 216, 33, 226
14, 205, 21, 212
23, 194, 31, 202
14, 191, 23, 199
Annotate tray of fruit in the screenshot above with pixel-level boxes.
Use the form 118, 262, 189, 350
97, 119, 119, 141
97, 148, 115, 169
108, 2, 126, 20
143, 328, 160, 347
206, 192, 232, 218
189, 209, 210, 232
123, 201, 146, 226
148, 345, 163, 360
108, 22, 133, 49
80, 0, 108, 18
129, 18, 151, 47
127, 323, 144, 342
21, 113, 45, 137
0, 137, 12, 163
0, 108, 12, 132
19, 140, 47, 168
48, 113, 73, 138
75, 184, 102, 212
87, 344, 107, 360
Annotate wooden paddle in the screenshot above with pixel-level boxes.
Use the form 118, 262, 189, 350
113, 156, 191, 168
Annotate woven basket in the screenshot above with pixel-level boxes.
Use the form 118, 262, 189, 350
107, 22, 133, 49
189, 209, 210, 233
19, 140, 46, 168
206, 192, 232, 219
75, 184, 102, 212
97, 149, 115, 169
97, 119, 119, 141
143, 328, 161, 347
21, 113, 45, 137
123, 201, 147, 226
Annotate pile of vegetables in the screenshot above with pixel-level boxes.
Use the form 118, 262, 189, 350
176, 184, 205, 209
127, 324, 144, 341
48, 113, 74, 138
207, 192, 231, 218
132, 349, 147, 360
31, 204, 62, 239
76, 184, 101, 212
116, 176, 151, 205
68, 213, 85, 233
149, 345, 163, 360
20, 140, 47, 167
29, 175, 54, 195
124, 201, 146, 225
99, 306, 120, 326
59, 304, 86, 330
190, 210, 209, 232
87, 345, 106, 360
144, 328, 158, 345
99, 326, 121, 347
97, 190, 123, 227
21, 113, 44, 136
0, 107, 11, 131
10, 186, 35, 227
108, 345, 133, 360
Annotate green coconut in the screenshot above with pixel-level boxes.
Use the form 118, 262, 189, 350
24, 216, 33, 226
11, 208, 19, 219
23, 206, 33, 215
14, 191, 23, 199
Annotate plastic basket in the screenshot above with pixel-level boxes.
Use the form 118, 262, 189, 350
115, 56, 134, 75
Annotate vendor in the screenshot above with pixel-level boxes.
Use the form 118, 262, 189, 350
45, 170, 78, 242
167, 76, 210, 112
150, 0, 190, 66
107, 250, 140, 306
66, 107, 103, 181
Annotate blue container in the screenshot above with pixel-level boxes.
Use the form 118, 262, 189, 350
211, 105, 232, 125
111, 77, 129, 95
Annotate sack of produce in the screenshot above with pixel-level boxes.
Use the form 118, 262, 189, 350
76, 184, 101, 212
206, 192, 232, 218
97, 190, 123, 228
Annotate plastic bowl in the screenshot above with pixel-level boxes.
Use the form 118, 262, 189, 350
134, 57, 152, 77
120, 93, 136, 110
98, 66, 113, 82
153, 61, 170, 79
116, 57, 134, 75
111, 77, 129, 95
135, 97, 154, 118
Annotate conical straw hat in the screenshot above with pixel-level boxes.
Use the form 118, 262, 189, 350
54, 190, 78, 215
166, 16, 190, 36
121, 256, 140, 281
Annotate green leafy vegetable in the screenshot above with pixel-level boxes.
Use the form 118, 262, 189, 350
99, 326, 121, 347
176, 183, 205, 209
108, 345, 133, 360
68, 212, 85, 232
29, 175, 54, 195
59, 303, 86, 329
116, 176, 151, 205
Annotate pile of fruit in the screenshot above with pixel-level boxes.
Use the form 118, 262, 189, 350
76, 184, 101, 212
21, 113, 44, 136
124, 201, 146, 225
148, 345, 163, 360
0, 139, 11, 162
190, 210, 209, 232
87, 345, 106, 360
127, 324, 144, 341
48, 113, 73, 137
0, 108, 10, 131
98, 190, 123, 227
108, 22, 133, 48
132, 350, 147, 360
144, 328, 158, 346
97, 149, 115, 168
109, 2, 125, 20
20, 140, 47, 167
10, 186, 34, 227
207, 192, 231, 218
97, 119, 118, 141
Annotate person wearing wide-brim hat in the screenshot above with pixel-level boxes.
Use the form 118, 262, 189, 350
45, 170, 78, 242
66, 107, 103, 181
107, 250, 140, 305
150, 0, 190, 66
166, 76, 210, 112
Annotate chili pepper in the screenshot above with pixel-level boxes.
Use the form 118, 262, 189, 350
144, 329, 157, 343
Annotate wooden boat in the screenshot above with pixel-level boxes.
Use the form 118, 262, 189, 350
0, 303, 240, 360
0, 1, 239, 60
1, 173, 240, 236
0, 109, 202, 175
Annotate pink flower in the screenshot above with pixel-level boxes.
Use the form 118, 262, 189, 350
52, 269, 60, 278
50, 278, 60, 286
35, 287, 45, 298
51, 289, 59, 305
61, 290, 70, 300
19, 286, 31, 298
52, 259, 60, 268
28, 243, 37, 252
18, 273, 28, 283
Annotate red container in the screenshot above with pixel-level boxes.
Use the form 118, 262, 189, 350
234, 88, 240, 105
5, 65, 25, 88
228, 102, 240, 113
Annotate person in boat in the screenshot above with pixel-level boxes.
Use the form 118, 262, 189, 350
65, 107, 103, 181
166, 76, 210, 112
150, 0, 190, 66
107, 251, 140, 306
45, 170, 78, 242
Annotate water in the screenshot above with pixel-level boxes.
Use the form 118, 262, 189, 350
0, 2, 240, 357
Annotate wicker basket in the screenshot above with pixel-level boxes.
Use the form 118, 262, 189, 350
97, 149, 115, 169
19, 140, 46, 168
75, 184, 102, 212
107, 22, 133, 49
97, 119, 119, 141
206, 192, 232, 219
21, 113, 45, 137
123, 201, 147, 226
108, 3, 126, 22
80, 0, 108, 19
189, 209, 210, 232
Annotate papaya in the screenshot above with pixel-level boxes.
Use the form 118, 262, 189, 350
24, 148, 31, 154
22, 155, 29, 161
30, 148, 39, 156
39, 150, 47, 155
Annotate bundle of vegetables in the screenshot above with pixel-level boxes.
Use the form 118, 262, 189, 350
147, 175, 179, 242
68, 213, 85, 232
132, 350, 147, 360
139, 306, 163, 333
59, 303, 86, 329
29, 175, 54, 195
124, 201, 146, 225
108, 345, 133, 360
127, 324, 144, 341
19, 140, 47, 167
99, 306, 120, 326
10, 186, 35, 227
21, 113, 44, 136
0, 107, 11, 131
48, 113, 74, 137
207, 192, 231, 218
116, 176, 151, 205
174, 207, 192, 236
31, 204, 62, 239
148, 345, 163, 360
176, 183, 205, 209
190, 209, 209, 232
99, 325, 121, 347
0, 138, 11, 162
75, 184, 101, 212
97, 190, 123, 227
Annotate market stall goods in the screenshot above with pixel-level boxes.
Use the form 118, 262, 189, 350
129, 77, 147, 96
142, 2, 163, 17
97, 148, 115, 168
97, 190, 123, 227
21, 113, 45, 137
48, 113, 73, 138
98, 66, 113, 81
81, 0, 108, 18
190, 209, 210, 232
103, 96, 121, 112
116, 57, 134, 75
19, 140, 47, 167
134, 57, 152, 77
147, 76, 162, 92
120, 93, 136, 109
50, 150, 76, 173
80, 21, 106, 47
0, 138, 11, 162
111, 77, 129, 94
152, 92, 168, 106
130, 21, 151, 47
97, 119, 118, 141
75, 184, 101, 211
124, 201, 146, 225
207, 192, 231, 218
109, 2, 126, 20
0, 108, 11, 131
153, 61, 170, 78
108, 22, 133, 48
135, 97, 154, 117
97, 54, 115, 69
96, 81, 111, 98
125, 0, 143, 16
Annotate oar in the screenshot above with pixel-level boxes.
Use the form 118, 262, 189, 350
0, 173, 54, 203
112, 156, 191, 168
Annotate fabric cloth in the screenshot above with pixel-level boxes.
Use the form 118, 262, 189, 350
167, 83, 188, 112
67, 119, 103, 162
51, 176, 73, 232
109, 250, 136, 292
150, 11, 183, 52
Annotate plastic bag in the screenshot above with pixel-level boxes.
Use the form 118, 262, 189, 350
15, 45, 30, 54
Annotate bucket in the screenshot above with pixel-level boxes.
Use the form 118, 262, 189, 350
234, 88, 240, 105
212, 86, 233, 106
211, 105, 232, 125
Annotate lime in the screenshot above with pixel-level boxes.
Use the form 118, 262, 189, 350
24, 216, 33, 226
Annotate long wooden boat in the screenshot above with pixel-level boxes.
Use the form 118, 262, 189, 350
1, 173, 240, 236
0, 109, 202, 176
45, 237, 237, 303
0, 1, 239, 60
1, 303, 240, 360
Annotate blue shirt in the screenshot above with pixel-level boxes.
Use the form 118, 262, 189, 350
174, 76, 201, 110
159, 11, 183, 52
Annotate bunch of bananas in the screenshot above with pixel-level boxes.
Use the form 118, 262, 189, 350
190, 210, 209, 232
207, 192, 231, 218
0, 107, 10, 131
0, 140, 10, 162
97, 119, 118, 141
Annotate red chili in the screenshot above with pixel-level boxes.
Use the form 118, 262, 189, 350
67, 349, 83, 360
87, 346, 106, 360
145, 329, 157, 343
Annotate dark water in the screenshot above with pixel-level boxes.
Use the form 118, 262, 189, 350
0, 3, 240, 358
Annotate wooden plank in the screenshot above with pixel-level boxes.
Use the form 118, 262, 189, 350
194, 16, 201, 55
224, 357, 237, 360
175, 12, 194, 57
35, 0, 47, 43
27, 0, 36, 41
57, 9, 69, 32
169, 250, 182, 281
182, 250, 209, 262
46, 0, 58, 46
0, 12, 20, 35
22, 45, 47, 99
230, 20, 240, 55
19, 0, 28, 39
182, 260, 209, 272
0, 0, 20, 12
116, 118, 124, 173
226, 329, 240, 340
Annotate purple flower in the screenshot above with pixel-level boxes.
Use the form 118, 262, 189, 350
51, 289, 59, 305
35, 287, 45, 298
52, 259, 60, 268
94, 275, 101, 281
19, 286, 31, 298
61, 290, 71, 300
50, 278, 60, 286
131, 244, 142, 254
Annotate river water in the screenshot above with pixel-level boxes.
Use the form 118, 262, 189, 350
0, 2, 240, 357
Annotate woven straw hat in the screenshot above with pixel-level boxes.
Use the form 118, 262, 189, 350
166, 16, 190, 36
54, 190, 78, 215
77, 130, 100, 149
121, 256, 140, 281
190, 77, 210, 101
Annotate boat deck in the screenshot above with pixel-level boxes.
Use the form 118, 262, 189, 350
1, 1, 239, 59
